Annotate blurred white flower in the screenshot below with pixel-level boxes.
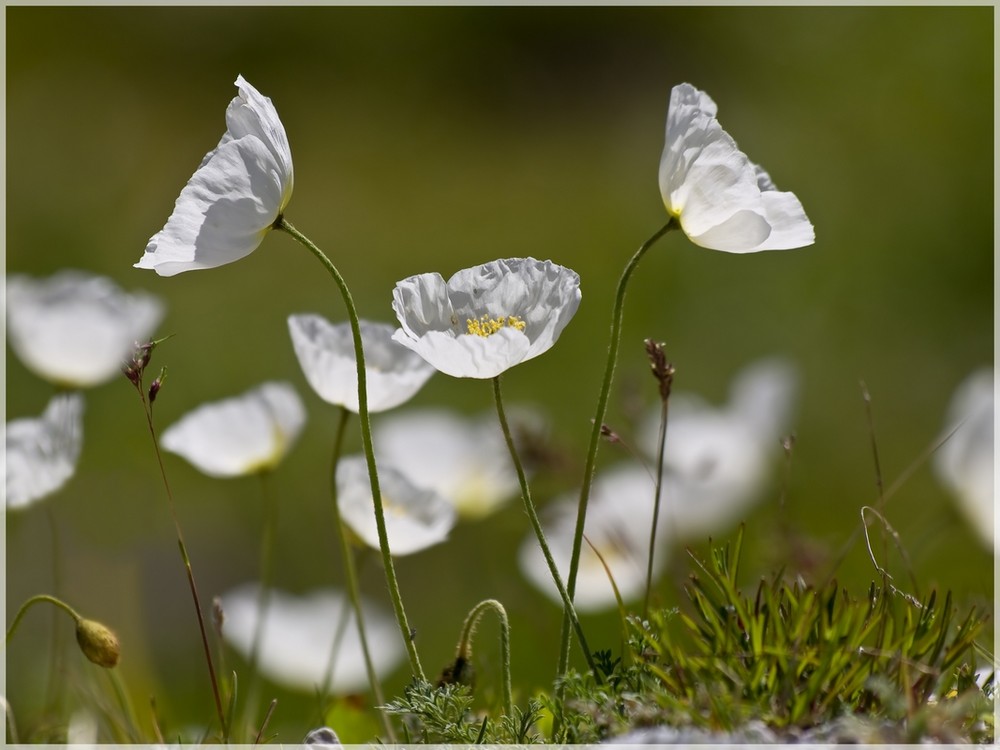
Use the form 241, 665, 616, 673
161, 381, 306, 477
659, 83, 814, 252
135, 75, 293, 276
337, 454, 456, 555
372, 408, 520, 519
646, 357, 798, 539
391, 257, 581, 379
6, 270, 164, 388
5, 393, 85, 509
933, 367, 994, 549
519, 466, 664, 612
220, 583, 404, 694
288, 314, 434, 413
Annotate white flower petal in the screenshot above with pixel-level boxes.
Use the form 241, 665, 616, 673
220, 583, 404, 694
373, 408, 520, 519
392, 258, 581, 379
7, 271, 164, 388
519, 466, 665, 612
659, 83, 814, 253
934, 368, 994, 548
6, 393, 85, 509
337, 455, 456, 555
288, 314, 434, 413
161, 381, 305, 477
135, 76, 293, 276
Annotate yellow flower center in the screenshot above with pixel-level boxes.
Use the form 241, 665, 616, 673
466, 314, 526, 337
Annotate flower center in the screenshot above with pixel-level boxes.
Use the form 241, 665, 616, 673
466, 314, 526, 337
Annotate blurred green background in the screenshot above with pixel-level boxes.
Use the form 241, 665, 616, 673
6, 5, 994, 743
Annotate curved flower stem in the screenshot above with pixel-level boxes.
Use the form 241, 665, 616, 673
491, 375, 598, 678
276, 216, 424, 681
328, 406, 396, 743
6, 594, 82, 642
454, 599, 513, 717
556, 221, 677, 681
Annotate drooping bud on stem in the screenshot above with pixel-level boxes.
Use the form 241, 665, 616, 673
75, 618, 121, 667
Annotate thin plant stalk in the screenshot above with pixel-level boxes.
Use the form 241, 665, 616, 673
276, 216, 424, 681
328, 405, 396, 742
556, 221, 676, 679
644, 396, 669, 616
131, 379, 228, 738
453, 599, 513, 717
491, 375, 598, 678
6, 594, 82, 641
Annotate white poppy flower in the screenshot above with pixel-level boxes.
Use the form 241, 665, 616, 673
519, 466, 665, 613
288, 314, 434, 413
372, 408, 520, 519
933, 368, 994, 548
6, 270, 164, 388
336, 455, 456, 555
5, 393, 85, 509
659, 83, 814, 252
135, 75, 293, 276
391, 257, 581, 379
161, 381, 306, 478
646, 357, 798, 538
219, 583, 404, 694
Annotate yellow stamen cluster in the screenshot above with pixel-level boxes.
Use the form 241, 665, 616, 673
466, 314, 526, 338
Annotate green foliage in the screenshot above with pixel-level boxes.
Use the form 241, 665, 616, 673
549, 525, 993, 743
382, 679, 544, 744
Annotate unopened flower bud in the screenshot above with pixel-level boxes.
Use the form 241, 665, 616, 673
148, 367, 167, 403
75, 618, 120, 668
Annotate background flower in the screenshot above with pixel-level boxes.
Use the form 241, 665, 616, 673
519, 465, 665, 612
160, 381, 306, 477
288, 314, 434, 413
933, 367, 994, 549
6, 270, 164, 388
336, 454, 456, 555
5, 393, 85, 509
219, 583, 404, 694
391, 257, 581, 379
135, 75, 293, 276
645, 357, 799, 539
659, 83, 814, 252
372, 408, 521, 519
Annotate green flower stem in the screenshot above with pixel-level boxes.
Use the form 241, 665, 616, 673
6, 594, 82, 642
455, 599, 513, 717
491, 375, 598, 678
276, 217, 424, 681
329, 406, 396, 743
556, 220, 676, 681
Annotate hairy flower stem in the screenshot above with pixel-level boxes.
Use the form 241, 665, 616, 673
277, 217, 425, 681
134, 385, 227, 739
454, 599, 513, 717
556, 221, 676, 683
491, 376, 598, 678
329, 406, 396, 742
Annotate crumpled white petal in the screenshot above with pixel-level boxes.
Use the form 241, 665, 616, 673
933, 367, 994, 548
372, 408, 521, 519
161, 381, 306, 477
135, 75, 293, 276
659, 83, 814, 253
219, 583, 404, 694
6, 393, 85, 509
337, 455, 456, 555
518, 466, 665, 612
288, 314, 434, 413
391, 257, 581, 379
645, 357, 798, 538
6, 270, 164, 388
